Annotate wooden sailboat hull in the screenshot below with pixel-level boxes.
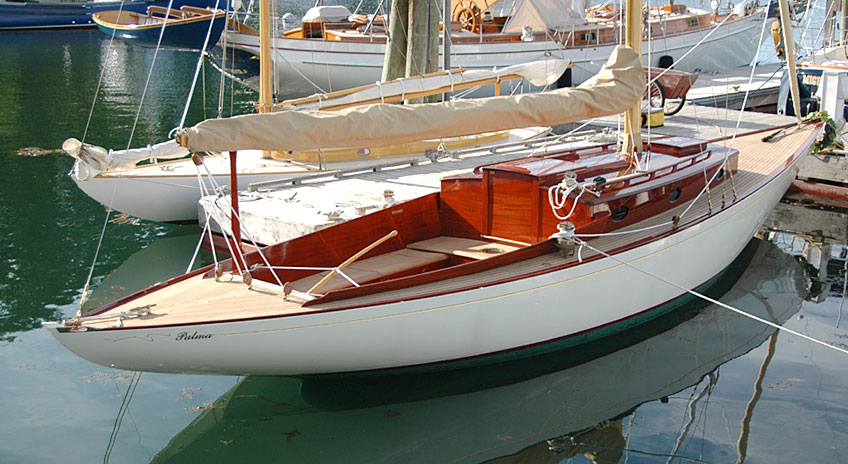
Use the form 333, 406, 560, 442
225, 11, 766, 97
45, 132, 811, 375
0, 0, 215, 30
92, 7, 226, 50
148, 238, 803, 462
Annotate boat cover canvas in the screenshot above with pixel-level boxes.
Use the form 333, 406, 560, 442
501, 0, 588, 33
176, 45, 643, 153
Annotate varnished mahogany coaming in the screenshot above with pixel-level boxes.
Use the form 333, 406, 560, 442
230, 137, 739, 306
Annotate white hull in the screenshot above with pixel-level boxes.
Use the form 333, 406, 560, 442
73, 129, 545, 223
72, 151, 312, 223
149, 238, 803, 462
227, 12, 767, 97
46, 149, 799, 376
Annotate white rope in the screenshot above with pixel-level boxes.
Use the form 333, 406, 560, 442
187, 165, 221, 273
376, 80, 385, 103
195, 156, 285, 289
576, 220, 673, 238
447, 69, 455, 92
398, 77, 405, 101
547, 177, 587, 220
574, 237, 848, 356
252, 265, 361, 288
179, 0, 223, 129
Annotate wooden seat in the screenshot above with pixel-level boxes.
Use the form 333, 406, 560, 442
291, 248, 449, 293
407, 236, 519, 260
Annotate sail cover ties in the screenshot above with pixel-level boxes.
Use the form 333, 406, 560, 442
175, 46, 644, 154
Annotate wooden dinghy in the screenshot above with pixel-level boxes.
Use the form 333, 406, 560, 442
45, 124, 821, 376
92, 5, 226, 50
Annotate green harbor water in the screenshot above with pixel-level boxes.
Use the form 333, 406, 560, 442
1, 27, 848, 464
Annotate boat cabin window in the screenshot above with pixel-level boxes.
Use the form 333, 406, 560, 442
580, 32, 597, 42
668, 187, 682, 202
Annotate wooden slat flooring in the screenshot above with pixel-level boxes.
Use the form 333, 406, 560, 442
80, 124, 819, 329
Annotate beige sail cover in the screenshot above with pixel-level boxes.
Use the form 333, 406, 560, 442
177, 46, 643, 153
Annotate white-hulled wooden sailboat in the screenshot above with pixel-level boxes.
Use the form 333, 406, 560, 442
224, 0, 768, 97
45, 0, 821, 376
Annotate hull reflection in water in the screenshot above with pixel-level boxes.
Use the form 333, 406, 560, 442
150, 238, 806, 463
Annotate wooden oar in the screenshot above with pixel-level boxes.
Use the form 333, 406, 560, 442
307, 230, 399, 294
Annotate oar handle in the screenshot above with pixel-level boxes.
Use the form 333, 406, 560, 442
307, 230, 399, 294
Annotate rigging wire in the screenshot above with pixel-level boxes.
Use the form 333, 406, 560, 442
573, 237, 848, 356
81, 1, 126, 144
75, 0, 174, 320
726, 0, 775, 150
179, 0, 223, 129
75, 0, 130, 320
217, 0, 231, 119
128, 0, 174, 149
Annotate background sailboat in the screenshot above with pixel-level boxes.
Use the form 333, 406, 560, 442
220, 0, 768, 97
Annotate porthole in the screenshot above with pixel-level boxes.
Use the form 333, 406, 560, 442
611, 205, 629, 222
717, 168, 725, 178
668, 188, 682, 202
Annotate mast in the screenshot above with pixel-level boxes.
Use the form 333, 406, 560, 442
258, 0, 272, 113
623, 0, 643, 155
778, 0, 802, 123
231, 0, 274, 259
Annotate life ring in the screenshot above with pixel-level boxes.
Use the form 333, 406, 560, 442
452, 0, 481, 32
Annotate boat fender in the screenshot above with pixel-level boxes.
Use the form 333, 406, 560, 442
771, 21, 785, 60
658, 55, 674, 69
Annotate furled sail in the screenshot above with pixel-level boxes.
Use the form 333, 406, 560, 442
63, 138, 190, 180
176, 46, 643, 153
501, 0, 588, 34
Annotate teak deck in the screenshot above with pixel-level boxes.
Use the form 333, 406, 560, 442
79, 124, 818, 330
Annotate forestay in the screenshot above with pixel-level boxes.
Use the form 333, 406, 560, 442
176, 46, 643, 153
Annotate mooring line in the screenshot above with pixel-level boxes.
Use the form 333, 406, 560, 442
575, 238, 848, 356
